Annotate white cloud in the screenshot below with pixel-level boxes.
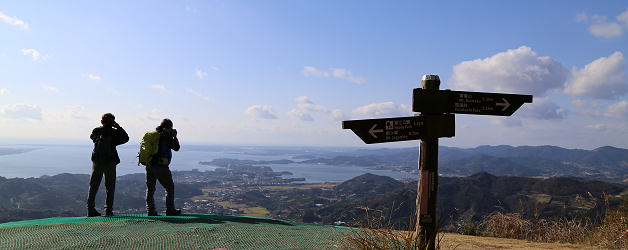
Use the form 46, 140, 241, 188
565, 51, 628, 99
0, 88, 7, 95
210, 66, 220, 72
144, 109, 167, 121
571, 99, 602, 117
245, 105, 277, 119
302, 66, 329, 78
196, 69, 207, 79
151, 84, 167, 91
331, 68, 365, 84
302, 66, 365, 84
291, 96, 345, 121
42, 84, 59, 92
0, 11, 29, 29
579, 9, 628, 39
0, 104, 42, 120
606, 100, 628, 119
22, 48, 40, 61
288, 109, 314, 121
589, 22, 623, 39
575, 12, 589, 23
586, 123, 607, 131
330, 109, 346, 121
67, 105, 89, 120
449, 46, 567, 96
352, 102, 411, 118
83, 74, 101, 81
296, 96, 327, 113
520, 97, 566, 120
618, 9, 628, 27
490, 117, 522, 127
185, 88, 210, 102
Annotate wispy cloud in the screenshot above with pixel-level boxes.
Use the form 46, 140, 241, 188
22, 48, 41, 61
210, 66, 220, 72
302, 66, 365, 84
352, 102, 411, 118
151, 84, 167, 91
185, 88, 210, 102
288, 109, 314, 121
606, 100, 628, 120
196, 68, 207, 79
82, 74, 101, 81
0, 103, 42, 120
245, 105, 278, 119
331, 68, 365, 84
0, 88, 7, 95
302, 66, 329, 78
289, 96, 346, 121
42, 84, 59, 92
0, 11, 29, 30
577, 9, 628, 39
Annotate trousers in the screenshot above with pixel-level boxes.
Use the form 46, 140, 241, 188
145, 166, 175, 212
87, 161, 116, 211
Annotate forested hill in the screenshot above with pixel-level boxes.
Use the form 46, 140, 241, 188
300, 145, 628, 183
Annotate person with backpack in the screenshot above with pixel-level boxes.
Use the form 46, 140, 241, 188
87, 113, 129, 217
144, 118, 181, 216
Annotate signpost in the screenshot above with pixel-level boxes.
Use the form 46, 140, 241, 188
342, 115, 455, 144
412, 89, 533, 116
342, 74, 532, 250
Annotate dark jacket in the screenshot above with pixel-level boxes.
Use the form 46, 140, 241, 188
90, 126, 129, 164
149, 130, 180, 167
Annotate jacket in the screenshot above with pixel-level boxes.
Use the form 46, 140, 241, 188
90, 126, 129, 164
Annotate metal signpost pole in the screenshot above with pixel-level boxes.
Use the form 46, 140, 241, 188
416, 75, 440, 250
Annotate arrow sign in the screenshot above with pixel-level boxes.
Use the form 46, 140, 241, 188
369, 124, 384, 138
412, 89, 533, 116
342, 115, 455, 144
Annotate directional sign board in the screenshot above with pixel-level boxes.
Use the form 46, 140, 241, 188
342, 115, 455, 144
413, 89, 533, 116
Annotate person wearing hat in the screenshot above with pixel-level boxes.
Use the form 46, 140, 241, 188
87, 113, 129, 217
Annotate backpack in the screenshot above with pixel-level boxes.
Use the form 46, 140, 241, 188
138, 131, 160, 166
92, 133, 114, 163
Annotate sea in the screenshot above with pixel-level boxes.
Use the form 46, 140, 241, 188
0, 144, 416, 183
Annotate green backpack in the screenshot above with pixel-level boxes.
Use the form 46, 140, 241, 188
138, 131, 160, 166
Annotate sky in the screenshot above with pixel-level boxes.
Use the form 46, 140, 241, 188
1, 1, 628, 149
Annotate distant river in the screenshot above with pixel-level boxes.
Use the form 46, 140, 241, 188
0, 144, 416, 182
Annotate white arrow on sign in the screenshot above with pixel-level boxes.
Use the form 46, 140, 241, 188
496, 98, 510, 111
368, 124, 384, 138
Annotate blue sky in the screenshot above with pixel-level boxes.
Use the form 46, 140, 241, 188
1, 1, 628, 149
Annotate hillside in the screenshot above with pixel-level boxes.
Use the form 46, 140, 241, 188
299, 145, 628, 183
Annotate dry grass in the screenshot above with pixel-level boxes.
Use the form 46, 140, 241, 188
480, 194, 627, 248
340, 204, 455, 249
479, 212, 589, 243
584, 195, 628, 249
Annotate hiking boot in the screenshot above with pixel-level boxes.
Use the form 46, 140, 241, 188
87, 209, 101, 217
147, 210, 159, 216
166, 209, 181, 216
105, 210, 114, 216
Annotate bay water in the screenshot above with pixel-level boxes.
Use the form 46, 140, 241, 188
0, 144, 415, 182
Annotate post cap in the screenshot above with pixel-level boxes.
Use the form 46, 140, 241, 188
421, 74, 440, 81
421, 74, 440, 89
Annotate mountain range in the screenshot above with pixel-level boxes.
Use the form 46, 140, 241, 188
300, 145, 628, 184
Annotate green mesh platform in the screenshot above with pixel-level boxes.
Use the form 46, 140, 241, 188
0, 214, 351, 249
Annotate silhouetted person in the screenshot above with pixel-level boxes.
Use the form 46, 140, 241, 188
87, 113, 129, 217
146, 118, 181, 216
